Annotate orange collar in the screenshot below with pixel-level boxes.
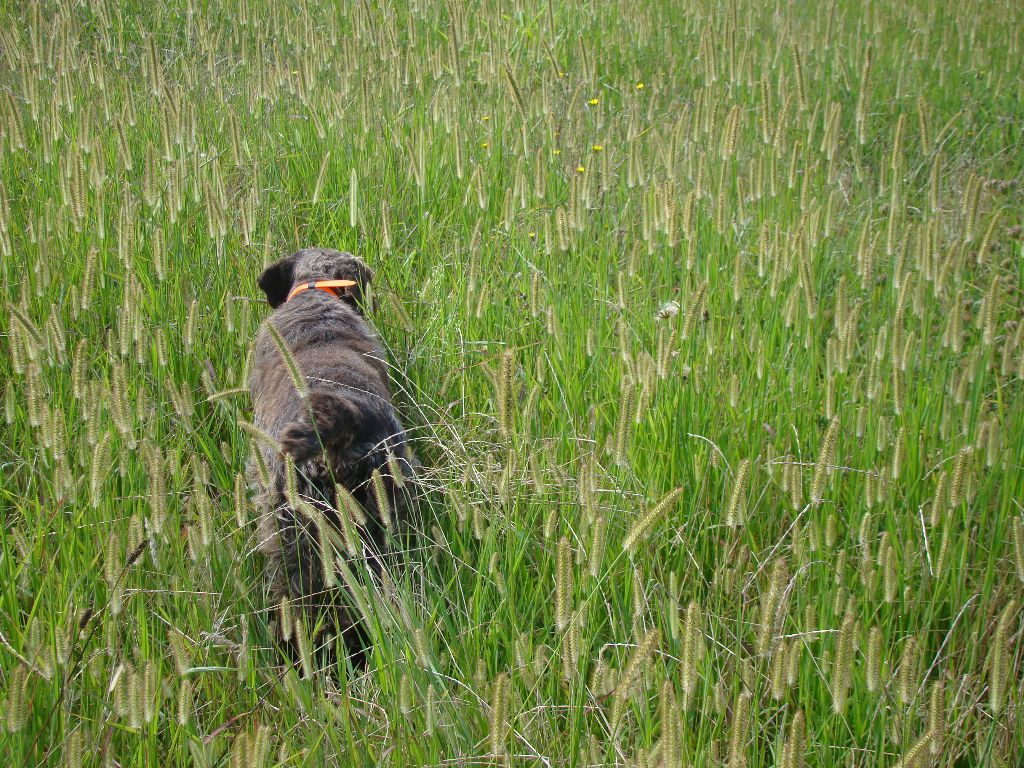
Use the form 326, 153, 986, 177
285, 279, 357, 303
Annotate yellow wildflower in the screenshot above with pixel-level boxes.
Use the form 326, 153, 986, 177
588, 98, 599, 105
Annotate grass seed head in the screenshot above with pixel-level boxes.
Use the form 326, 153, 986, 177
624, 486, 683, 552
725, 458, 751, 528
610, 628, 660, 732
927, 679, 945, 756
855, 42, 873, 144
1011, 517, 1024, 583
989, 599, 1017, 715
866, 625, 883, 693
555, 535, 573, 632
811, 415, 840, 505
371, 467, 392, 530
681, 601, 704, 708
757, 557, 789, 656
488, 672, 510, 757
898, 635, 920, 706
266, 322, 308, 399
3, 664, 29, 732
726, 690, 751, 768
780, 709, 806, 768
830, 601, 857, 713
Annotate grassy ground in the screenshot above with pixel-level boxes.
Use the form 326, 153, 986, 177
2, 0, 1024, 765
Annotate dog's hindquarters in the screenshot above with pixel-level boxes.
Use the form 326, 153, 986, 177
277, 386, 416, 542
278, 390, 368, 463
256, 391, 417, 666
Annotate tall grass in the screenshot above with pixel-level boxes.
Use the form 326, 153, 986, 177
1, 0, 1023, 765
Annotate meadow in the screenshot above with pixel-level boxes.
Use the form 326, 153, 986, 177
2, 0, 1024, 765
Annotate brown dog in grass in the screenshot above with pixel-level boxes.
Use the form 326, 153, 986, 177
249, 247, 416, 666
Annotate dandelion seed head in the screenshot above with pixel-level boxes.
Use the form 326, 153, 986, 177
656, 300, 680, 320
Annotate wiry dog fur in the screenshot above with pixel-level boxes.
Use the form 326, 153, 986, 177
249, 248, 415, 665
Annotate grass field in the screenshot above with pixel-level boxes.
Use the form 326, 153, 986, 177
2, 0, 1024, 765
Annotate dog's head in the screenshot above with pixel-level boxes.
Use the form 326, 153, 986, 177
257, 248, 374, 311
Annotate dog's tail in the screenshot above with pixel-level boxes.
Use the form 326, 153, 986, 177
279, 390, 366, 462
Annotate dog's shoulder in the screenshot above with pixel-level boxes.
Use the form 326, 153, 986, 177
252, 299, 390, 390
255, 301, 380, 354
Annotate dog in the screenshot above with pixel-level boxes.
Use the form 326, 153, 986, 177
249, 247, 415, 666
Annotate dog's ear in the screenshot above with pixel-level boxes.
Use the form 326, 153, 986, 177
337, 256, 374, 309
258, 253, 299, 309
